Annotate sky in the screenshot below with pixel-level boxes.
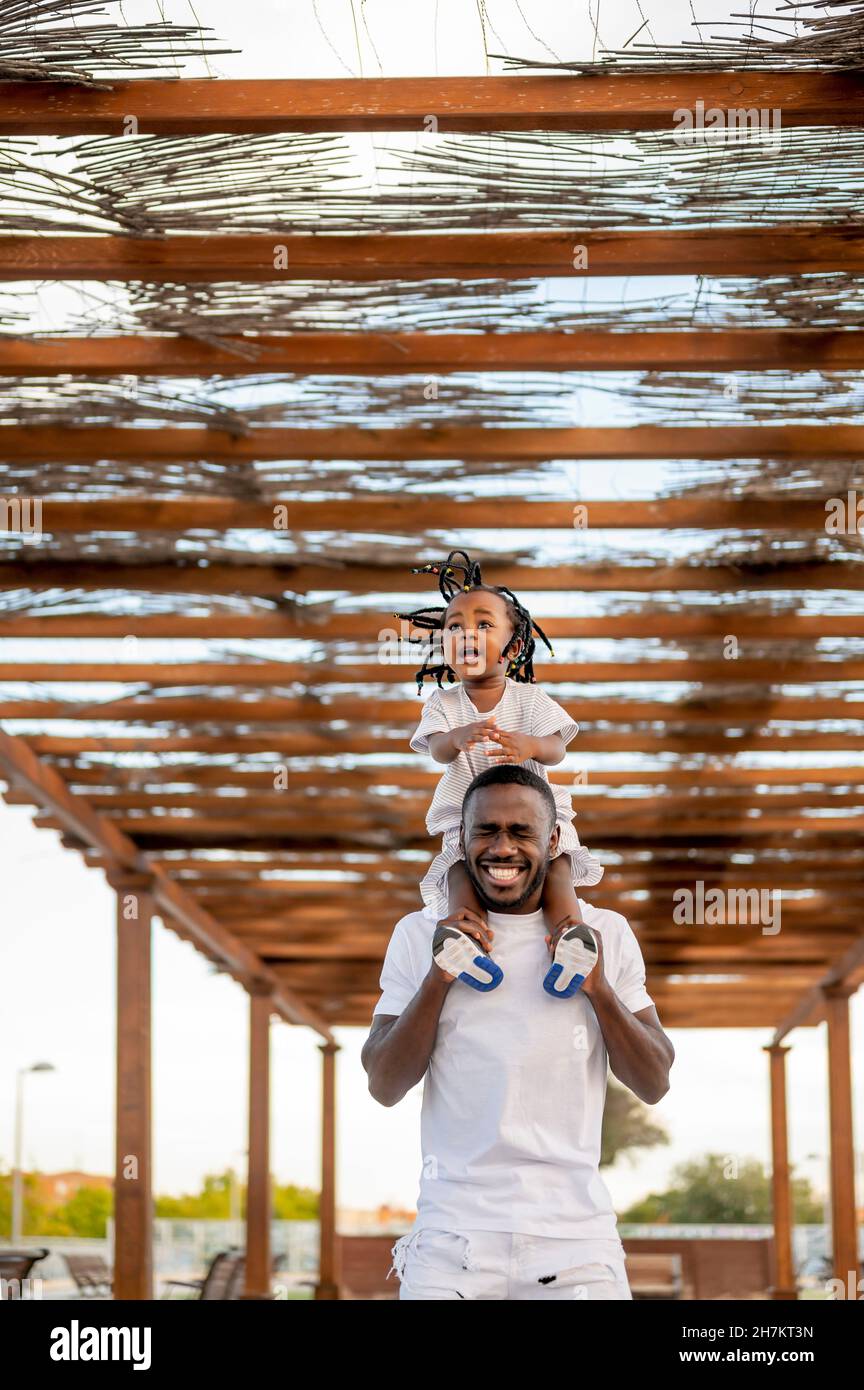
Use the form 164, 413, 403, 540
1, 0, 863, 1217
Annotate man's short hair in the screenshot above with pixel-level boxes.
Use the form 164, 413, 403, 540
462, 764, 557, 834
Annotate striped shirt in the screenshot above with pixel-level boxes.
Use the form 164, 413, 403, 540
409, 676, 579, 836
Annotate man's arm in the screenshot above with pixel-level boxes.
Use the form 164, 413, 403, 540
547, 923, 674, 1105
362, 908, 494, 1107
361, 967, 452, 1106
588, 994, 675, 1105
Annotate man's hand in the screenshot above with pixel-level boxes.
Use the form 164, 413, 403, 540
433, 908, 495, 982
544, 916, 606, 999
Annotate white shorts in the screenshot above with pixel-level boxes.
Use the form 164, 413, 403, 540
388, 1227, 633, 1301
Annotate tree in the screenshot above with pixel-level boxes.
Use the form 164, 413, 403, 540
55, 1186, 113, 1238
621, 1152, 824, 1224
600, 1080, 669, 1168
0, 1168, 49, 1238
154, 1171, 319, 1220
272, 1181, 318, 1220
155, 1171, 233, 1219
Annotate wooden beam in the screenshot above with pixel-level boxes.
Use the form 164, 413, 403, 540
315, 1042, 341, 1301
0, 724, 333, 1037
4, 612, 863, 639
2, 227, 862, 282
770, 935, 864, 1043
25, 732, 864, 756
5, 658, 863, 685
54, 765, 864, 790
28, 788, 864, 816
22, 495, 854, 532
4, 423, 864, 462
4, 695, 862, 722
120, 830, 864, 854
2, 73, 862, 135
2, 560, 862, 594
765, 1044, 798, 1302
8, 329, 864, 375
824, 987, 860, 1290
111, 869, 153, 1301
79, 811, 864, 840
244, 987, 272, 1300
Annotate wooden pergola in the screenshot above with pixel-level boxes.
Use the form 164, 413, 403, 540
1, 70, 863, 1301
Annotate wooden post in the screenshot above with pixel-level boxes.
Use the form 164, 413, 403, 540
108, 871, 154, 1300
823, 984, 860, 1291
764, 1044, 798, 1300
315, 1042, 341, 1300
244, 985, 273, 1299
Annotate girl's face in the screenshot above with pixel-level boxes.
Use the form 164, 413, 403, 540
441, 590, 521, 679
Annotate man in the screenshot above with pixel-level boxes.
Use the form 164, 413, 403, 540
361, 764, 674, 1301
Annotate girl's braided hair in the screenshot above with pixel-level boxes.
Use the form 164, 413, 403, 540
393, 548, 554, 694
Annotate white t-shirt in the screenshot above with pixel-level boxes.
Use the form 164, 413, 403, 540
409, 676, 579, 835
372, 900, 654, 1240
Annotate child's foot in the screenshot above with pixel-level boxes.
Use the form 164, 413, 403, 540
433, 924, 503, 992
543, 921, 597, 998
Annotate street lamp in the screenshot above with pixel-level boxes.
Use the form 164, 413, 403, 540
12, 1062, 56, 1243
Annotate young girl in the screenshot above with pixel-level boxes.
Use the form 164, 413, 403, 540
394, 548, 603, 996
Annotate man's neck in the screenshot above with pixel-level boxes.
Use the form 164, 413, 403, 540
486, 904, 545, 920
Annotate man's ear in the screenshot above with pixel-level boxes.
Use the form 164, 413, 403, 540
548, 821, 560, 857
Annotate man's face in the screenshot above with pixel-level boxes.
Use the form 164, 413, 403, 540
459, 783, 559, 913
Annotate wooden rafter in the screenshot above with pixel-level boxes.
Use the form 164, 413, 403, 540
2, 227, 862, 282
26, 732, 864, 755
8, 496, 854, 532
3, 696, 862, 722
6, 329, 864, 375
1, 73, 862, 135
50, 766, 864, 791
2, 561, 861, 595
3, 424, 862, 461
3, 614, 863, 639
3, 659, 863, 685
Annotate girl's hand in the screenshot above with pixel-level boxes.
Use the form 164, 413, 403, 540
482, 728, 537, 765
451, 719, 501, 753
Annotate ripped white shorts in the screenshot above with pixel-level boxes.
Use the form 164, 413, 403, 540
388, 1227, 633, 1301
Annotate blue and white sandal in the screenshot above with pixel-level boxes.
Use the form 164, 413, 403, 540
543, 923, 597, 998
432, 924, 503, 992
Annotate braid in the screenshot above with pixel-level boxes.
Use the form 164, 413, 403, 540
392, 548, 555, 694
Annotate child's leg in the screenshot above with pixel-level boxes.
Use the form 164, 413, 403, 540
446, 858, 488, 922
541, 854, 597, 996
541, 853, 586, 932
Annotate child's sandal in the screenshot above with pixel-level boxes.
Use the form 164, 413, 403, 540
543, 922, 597, 998
432, 924, 503, 992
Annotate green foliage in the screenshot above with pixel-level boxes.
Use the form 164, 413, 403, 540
600, 1080, 669, 1168
154, 1170, 319, 1220
621, 1152, 825, 1224
51, 1186, 113, 1238
272, 1181, 318, 1221
0, 1169, 50, 1238
155, 1171, 235, 1219
1, 1166, 319, 1236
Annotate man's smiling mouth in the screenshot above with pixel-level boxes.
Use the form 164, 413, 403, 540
481, 862, 527, 884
